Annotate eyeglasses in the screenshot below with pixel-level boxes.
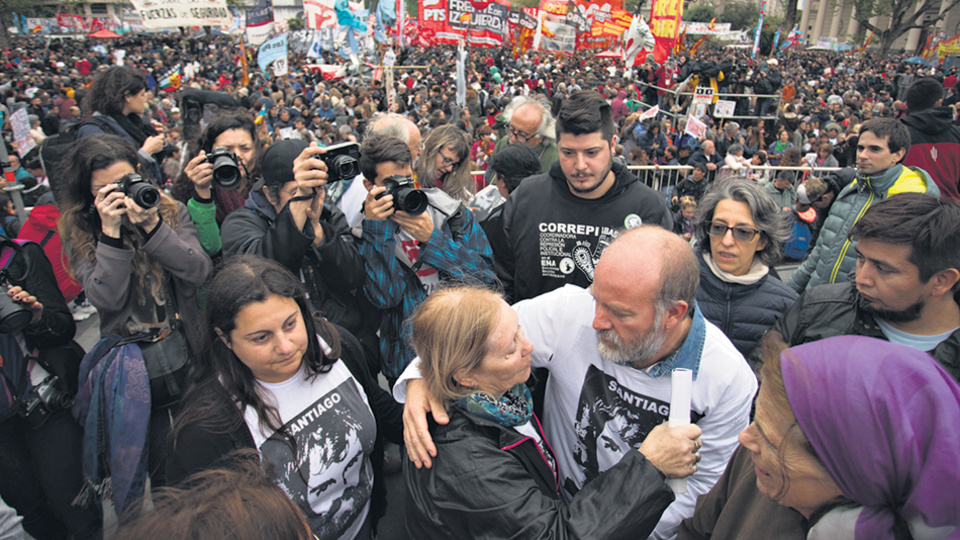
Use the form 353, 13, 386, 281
707, 221, 762, 242
438, 150, 461, 168
508, 125, 536, 143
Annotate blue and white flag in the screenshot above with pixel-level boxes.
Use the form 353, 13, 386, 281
258, 33, 288, 76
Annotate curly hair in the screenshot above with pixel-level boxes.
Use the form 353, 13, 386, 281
171, 110, 262, 203
58, 134, 181, 295
82, 66, 148, 117
694, 179, 790, 267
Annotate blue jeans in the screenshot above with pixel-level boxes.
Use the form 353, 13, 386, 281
0, 410, 101, 539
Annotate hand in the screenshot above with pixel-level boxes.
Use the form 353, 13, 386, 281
292, 144, 329, 196
706, 163, 718, 171
403, 379, 449, 469
392, 211, 434, 243
95, 184, 126, 238
364, 186, 395, 221
671, 196, 679, 205
306, 186, 326, 247
638, 422, 703, 479
7, 285, 42, 324
150, 120, 165, 135
183, 151, 213, 196
125, 196, 160, 232
142, 134, 165, 156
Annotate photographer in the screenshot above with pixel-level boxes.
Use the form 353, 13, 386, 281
357, 135, 496, 384
220, 140, 379, 372
0, 236, 101, 539
58, 134, 212, 488
77, 66, 168, 184
172, 111, 262, 257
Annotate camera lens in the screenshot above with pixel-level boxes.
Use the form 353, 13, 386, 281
0, 293, 32, 334
394, 185, 428, 215
330, 155, 359, 182
212, 157, 241, 190
129, 182, 161, 209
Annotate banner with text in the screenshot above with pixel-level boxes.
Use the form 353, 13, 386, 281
419, 0, 510, 48
258, 33, 288, 77
649, 0, 682, 63
245, 0, 274, 45
128, 0, 230, 29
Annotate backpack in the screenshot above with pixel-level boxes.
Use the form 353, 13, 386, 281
784, 219, 812, 260
39, 116, 111, 198
0, 240, 39, 421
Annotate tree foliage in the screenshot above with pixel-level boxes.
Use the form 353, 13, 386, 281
853, 0, 960, 55
721, 2, 761, 31
686, 3, 718, 23
288, 17, 305, 31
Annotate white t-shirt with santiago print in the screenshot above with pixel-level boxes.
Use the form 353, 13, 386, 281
244, 359, 377, 540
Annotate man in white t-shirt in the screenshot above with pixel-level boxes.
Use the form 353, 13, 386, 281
774, 193, 960, 381
400, 226, 757, 539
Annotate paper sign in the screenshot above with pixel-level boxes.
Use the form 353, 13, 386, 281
692, 87, 714, 105
684, 114, 706, 139
714, 99, 736, 118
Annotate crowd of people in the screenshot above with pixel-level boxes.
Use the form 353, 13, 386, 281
0, 30, 958, 540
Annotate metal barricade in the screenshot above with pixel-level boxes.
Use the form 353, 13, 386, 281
626, 164, 843, 192
634, 81, 783, 123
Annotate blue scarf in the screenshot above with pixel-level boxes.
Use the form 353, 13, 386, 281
457, 383, 533, 428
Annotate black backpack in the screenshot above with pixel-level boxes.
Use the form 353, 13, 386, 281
39, 116, 111, 201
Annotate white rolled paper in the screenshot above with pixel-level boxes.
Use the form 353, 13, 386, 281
666, 368, 693, 494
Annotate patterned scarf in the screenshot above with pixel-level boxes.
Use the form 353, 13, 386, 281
458, 383, 533, 428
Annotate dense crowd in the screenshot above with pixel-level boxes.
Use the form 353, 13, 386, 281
0, 31, 957, 540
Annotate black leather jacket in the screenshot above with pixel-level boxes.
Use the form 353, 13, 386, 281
772, 282, 960, 381
403, 408, 675, 539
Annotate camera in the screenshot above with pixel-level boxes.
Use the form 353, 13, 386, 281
115, 173, 161, 209
0, 270, 32, 334
321, 141, 361, 183
21, 375, 73, 429
376, 175, 428, 215
205, 146, 242, 190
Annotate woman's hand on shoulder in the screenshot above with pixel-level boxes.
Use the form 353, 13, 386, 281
403, 378, 449, 470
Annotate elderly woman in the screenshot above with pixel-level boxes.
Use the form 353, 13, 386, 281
694, 180, 797, 358
678, 334, 960, 539
416, 124, 474, 202
403, 286, 689, 540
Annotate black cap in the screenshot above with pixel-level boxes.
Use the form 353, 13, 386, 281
253, 139, 310, 191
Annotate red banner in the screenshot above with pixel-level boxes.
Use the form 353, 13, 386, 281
649, 0, 682, 63
418, 0, 510, 48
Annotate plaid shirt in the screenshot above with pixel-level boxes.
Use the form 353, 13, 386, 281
358, 208, 495, 380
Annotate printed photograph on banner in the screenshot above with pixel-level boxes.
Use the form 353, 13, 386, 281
684, 114, 707, 139
714, 100, 735, 118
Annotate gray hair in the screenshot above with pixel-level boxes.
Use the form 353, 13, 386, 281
694, 179, 791, 267
501, 95, 556, 141
365, 112, 411, 143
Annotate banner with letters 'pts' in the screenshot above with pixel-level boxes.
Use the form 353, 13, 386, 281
418, 0, 510, 48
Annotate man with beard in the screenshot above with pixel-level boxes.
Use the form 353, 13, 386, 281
772, 193, 960, 381
398, 226, 758, 539
497, 91, 673, 302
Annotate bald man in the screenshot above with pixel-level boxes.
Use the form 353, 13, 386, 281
399, 226, 757, 539
491, 97, 559, 174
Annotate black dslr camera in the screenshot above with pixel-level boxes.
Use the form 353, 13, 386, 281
376, 175, 428, 215
115, 173, 161, 209
321, 141, 361, 183
21, 374, 74, 429
205, 146, 242, 190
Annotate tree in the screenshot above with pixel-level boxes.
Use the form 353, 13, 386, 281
853, 0, 960, 55
686, 3, 718, 23
0, 0, 49, 50
288, 17, 304, 31
721, 2, 760, 31
782, 0, 798, 39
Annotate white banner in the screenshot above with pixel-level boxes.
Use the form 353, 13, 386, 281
10, 108, 35, 158
681, 21, 732, 35
714, 99, 736, 118
128, 0, 231, 29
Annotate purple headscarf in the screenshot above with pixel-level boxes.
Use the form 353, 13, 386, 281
782, 336, 960, 540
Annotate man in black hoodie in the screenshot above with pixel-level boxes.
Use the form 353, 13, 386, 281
901, 77, 960, 202
498, 91, 673, 302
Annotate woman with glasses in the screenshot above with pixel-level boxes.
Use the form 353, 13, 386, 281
692, 179, 798, 360
416, 124, 474, 202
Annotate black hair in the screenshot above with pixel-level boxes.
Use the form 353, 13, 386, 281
555, 90, 615, 142
83, 66, 148, 117
850, 193, 960, 289
905, 78, 945, 112
489, 143, 542, 195
859, 118, 911, 155
359, 135, 412, 183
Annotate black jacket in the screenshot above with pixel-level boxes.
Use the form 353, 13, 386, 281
901, 107, 960, 201
221, 191, 373, 337
404, 408, 674, 539
772, 282, 960, 381
674, 174, 710, 202
166, 325, 402, 522
695, 252, 798, 360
